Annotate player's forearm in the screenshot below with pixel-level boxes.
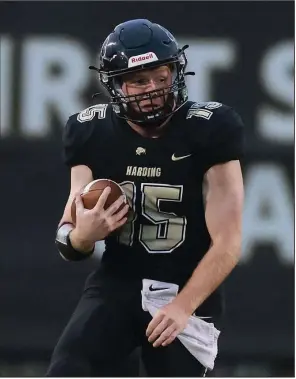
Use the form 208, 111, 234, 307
69, 228, 95, 254
175, 239, 241, 316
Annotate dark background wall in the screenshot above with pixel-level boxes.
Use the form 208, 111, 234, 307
0, 1, 294, 376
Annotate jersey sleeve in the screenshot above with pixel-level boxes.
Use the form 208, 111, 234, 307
62, 114, 95, 168
205, 107, 245, 169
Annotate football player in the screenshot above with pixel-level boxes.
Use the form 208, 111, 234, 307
47, 19, 244, 377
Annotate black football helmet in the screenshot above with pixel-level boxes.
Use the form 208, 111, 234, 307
90, 19, 194, 126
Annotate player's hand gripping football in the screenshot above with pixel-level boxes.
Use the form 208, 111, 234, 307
71, 187, 129, 250
146, 300, 190, 347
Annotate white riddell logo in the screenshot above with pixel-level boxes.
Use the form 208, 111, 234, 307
128, 52, 158, 68
171, 153, 192, 161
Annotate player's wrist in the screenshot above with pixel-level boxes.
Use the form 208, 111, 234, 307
69, 229, 95, 254
174, 293, 198, 317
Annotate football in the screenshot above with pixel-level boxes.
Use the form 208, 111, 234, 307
71, 179, 127, 225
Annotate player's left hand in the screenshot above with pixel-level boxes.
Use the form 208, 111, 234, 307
146, 301, 190, 347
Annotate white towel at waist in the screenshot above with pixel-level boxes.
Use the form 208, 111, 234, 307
141, 279, 221, 371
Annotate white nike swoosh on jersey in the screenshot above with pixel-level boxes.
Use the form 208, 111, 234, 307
171, 153, 192, 161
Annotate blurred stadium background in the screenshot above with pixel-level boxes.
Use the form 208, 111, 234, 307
0, 1, 294, 377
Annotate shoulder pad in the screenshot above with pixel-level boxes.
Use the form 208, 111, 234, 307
185, 101, 230, 121
63, 113, 95, 150
62, 103, 111, 168
186, 101, 245, 167
76, 104, 109, 123
64, 103, 110, 148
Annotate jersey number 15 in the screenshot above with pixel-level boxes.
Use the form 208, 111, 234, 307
118, 181, 187, 254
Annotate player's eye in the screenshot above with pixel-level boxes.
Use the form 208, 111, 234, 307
156, 77, 168, 84
130, 76, 168, 87
135, 78, 149, 85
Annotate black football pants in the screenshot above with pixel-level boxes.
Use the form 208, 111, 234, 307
45, 274, 208, 377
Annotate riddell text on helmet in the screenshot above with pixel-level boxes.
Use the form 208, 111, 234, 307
128, 52, 158, 67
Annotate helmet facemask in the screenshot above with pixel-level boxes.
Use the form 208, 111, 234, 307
94, 47, 191, 127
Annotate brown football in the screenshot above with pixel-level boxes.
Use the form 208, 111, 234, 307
71, 179, 127, 225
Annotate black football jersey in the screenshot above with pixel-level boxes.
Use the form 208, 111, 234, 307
63, 101, 244, 317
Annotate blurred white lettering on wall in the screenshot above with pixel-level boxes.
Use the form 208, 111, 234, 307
242, 163, 294, 265
257, 40, 294, 144
0, 36, 13, 137
20, 37, 90, 137
178, 38, 236, 101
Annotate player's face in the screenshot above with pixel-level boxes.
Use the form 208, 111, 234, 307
121, 66, 172, 112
